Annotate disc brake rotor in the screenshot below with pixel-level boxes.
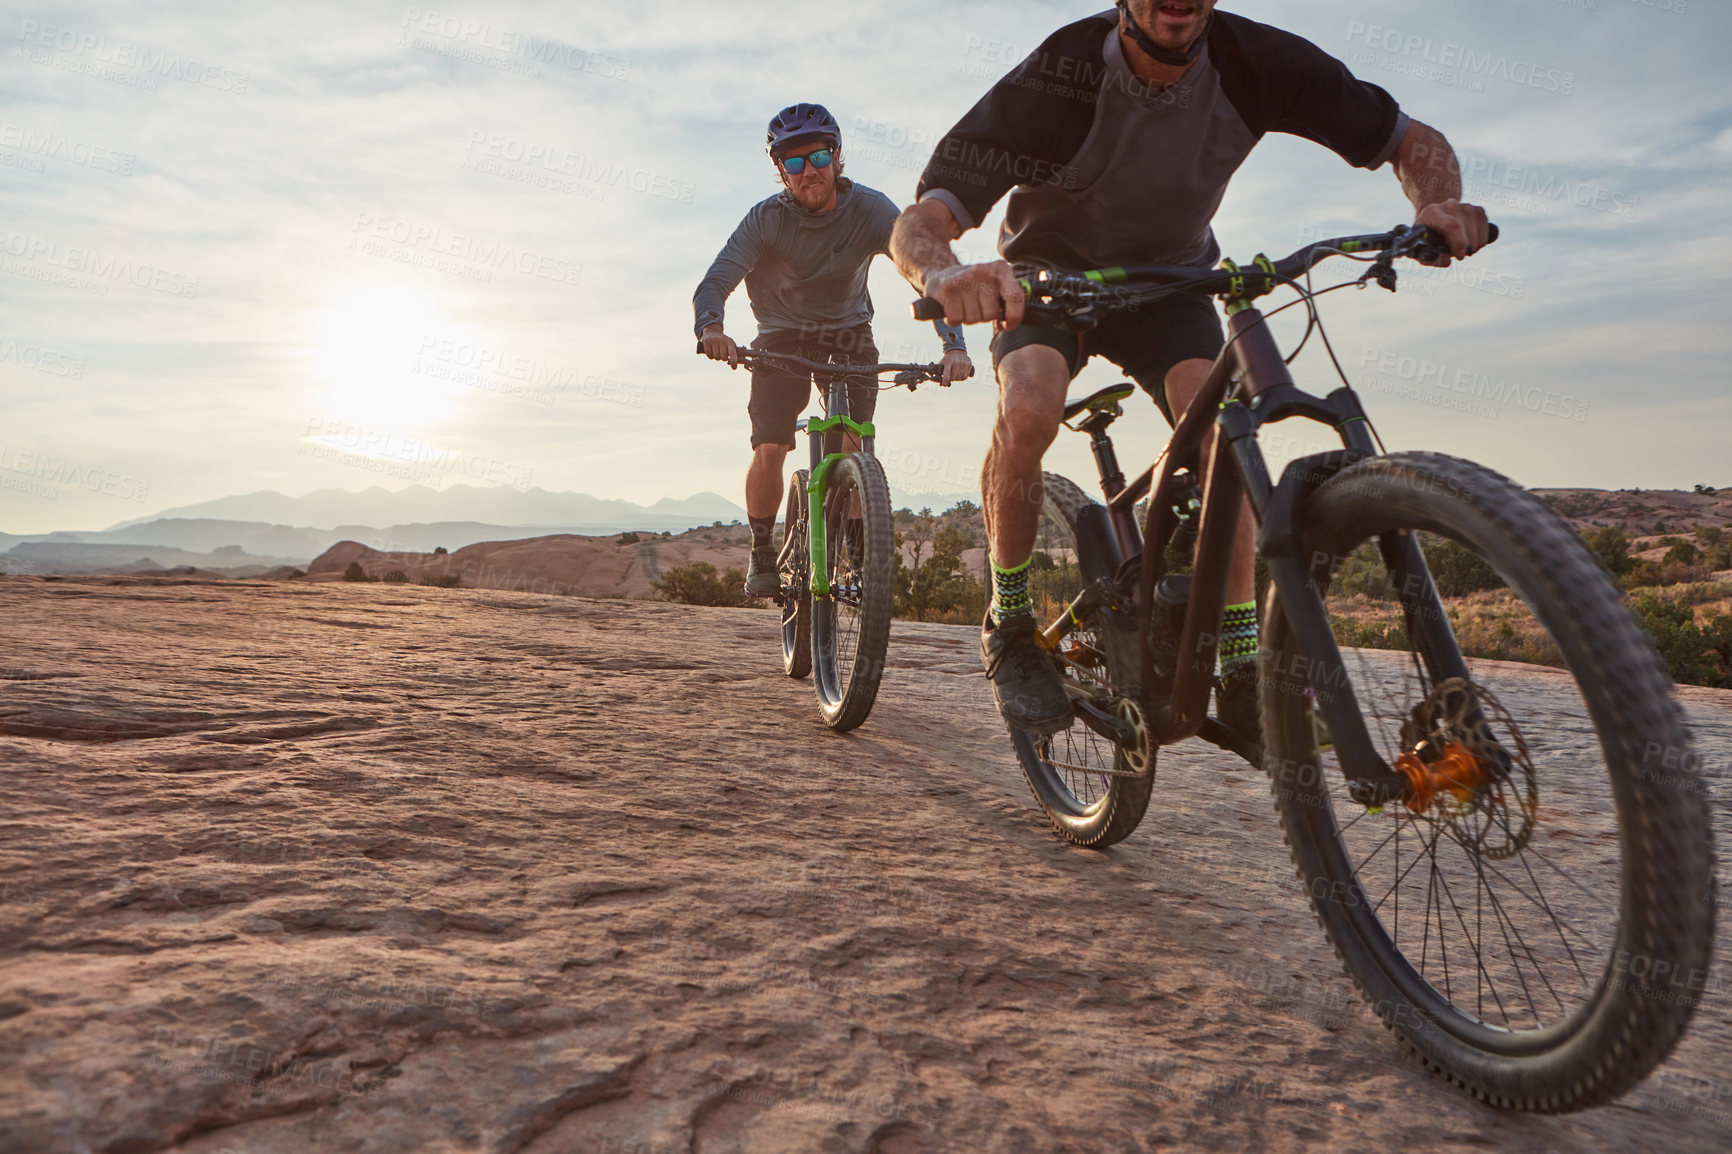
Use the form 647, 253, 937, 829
1392, 677, 1537, 858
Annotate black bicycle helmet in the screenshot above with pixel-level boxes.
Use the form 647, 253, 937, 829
766, 103, 840, 157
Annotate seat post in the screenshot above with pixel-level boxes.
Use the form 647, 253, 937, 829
1081, 412, 1126, 500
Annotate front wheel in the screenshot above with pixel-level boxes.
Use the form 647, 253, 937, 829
810, 452, 894, 731
1261, 451, 1715, 1110
1008, 473, 1156, 848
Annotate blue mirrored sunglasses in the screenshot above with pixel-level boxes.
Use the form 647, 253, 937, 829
779, 148, 833, 176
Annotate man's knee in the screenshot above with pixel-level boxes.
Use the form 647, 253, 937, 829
1164, 358, 1215, 419
752, 442, 789, 469
995, 345, 1068, 451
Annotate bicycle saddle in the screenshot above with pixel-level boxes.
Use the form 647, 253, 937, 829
1062, 383, 1136, 424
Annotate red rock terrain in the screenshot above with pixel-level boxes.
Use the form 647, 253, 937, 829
305, 534, 755, 598
0, 575, 1728, 1153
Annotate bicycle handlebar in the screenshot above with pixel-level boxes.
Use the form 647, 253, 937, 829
693, 342, 948, 385
909, 222, 1500, 323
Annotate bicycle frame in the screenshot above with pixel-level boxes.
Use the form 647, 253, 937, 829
1087, 306, 1470, 803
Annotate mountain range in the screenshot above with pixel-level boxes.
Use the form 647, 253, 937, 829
104, 485, 747, 533
0, 486, 753, 572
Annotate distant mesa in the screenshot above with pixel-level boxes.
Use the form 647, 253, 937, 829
305, 531, 752, 599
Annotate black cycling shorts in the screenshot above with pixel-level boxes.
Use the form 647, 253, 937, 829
989, 291, 1223, 425
748, 326, 880, 449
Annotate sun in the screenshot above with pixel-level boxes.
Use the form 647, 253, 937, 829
312, 285, 468, 430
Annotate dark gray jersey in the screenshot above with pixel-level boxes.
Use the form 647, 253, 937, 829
693, 178, 964, 351
917, 9, 1408, 272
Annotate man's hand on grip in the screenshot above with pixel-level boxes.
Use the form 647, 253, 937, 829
923, 262, 1025, 330
1416, 199, 1490, 266
700, 325, 741, 368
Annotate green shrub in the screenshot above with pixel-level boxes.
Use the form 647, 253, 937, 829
1664, 541, 1703, 567
895, 521, 986, 623
652, 561, 751, 607
1331, 543, 1390, 600
432, 546, 448, 555
418, 574, 461, 588
1423, 539, 1505, 597
381, 570, 408, 584
618, 532, 641, 546
342, 561, 373, 582
1582, 527, 1634, 577
1630, 594, 1732, 688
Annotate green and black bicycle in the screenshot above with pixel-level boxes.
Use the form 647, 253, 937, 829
700, 346, 948, 731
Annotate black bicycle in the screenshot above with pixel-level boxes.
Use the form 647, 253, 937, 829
913, 224, 1716, 1111
699, 345, 947, 730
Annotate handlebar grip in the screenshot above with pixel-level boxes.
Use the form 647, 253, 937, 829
911, 298, 945, 321
1486, 223, 1500, 245
694, 340, 703, 354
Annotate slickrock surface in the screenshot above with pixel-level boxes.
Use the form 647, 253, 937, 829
0, 575, 1727, 1153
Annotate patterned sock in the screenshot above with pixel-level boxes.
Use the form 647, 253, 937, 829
990, 556, 1034, 624
1219, 601, 1258, 676
749, 516, 775, 551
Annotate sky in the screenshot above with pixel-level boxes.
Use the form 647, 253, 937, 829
1, 0, 1728, 534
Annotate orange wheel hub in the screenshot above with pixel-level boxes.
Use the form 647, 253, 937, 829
1395, 741, 1490, 813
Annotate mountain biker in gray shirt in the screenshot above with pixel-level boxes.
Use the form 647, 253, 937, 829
889, 1, 1489, 740
696, 103, 973, 598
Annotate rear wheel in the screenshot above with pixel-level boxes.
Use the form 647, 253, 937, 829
811, 452, 894, 731
1261, 452, 1715, 1110
1009, 473, 1155, 848
779, 469, 811, 680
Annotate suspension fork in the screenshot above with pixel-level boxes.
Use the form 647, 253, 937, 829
803, 372, 876, 598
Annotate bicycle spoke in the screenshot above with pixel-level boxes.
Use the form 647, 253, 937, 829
1465, 843, 1566, 1022
1430, 837, 1512, 1025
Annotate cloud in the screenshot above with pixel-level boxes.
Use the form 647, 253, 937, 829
0, 0, 1727, 533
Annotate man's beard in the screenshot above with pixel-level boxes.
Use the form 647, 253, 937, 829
791, 180, 831, 208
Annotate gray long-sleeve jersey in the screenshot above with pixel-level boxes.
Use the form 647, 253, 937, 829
693, 177, 965, 353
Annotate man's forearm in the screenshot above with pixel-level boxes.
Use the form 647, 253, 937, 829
1392, 120, 1462, 212
890, 201, 961, 295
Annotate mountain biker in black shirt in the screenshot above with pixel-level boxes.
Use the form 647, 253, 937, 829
889, 1, 1489, 741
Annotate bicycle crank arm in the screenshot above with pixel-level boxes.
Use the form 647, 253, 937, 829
1071, 696, 1138, 747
